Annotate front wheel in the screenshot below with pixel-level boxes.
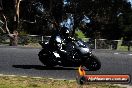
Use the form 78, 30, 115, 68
84, 55, 101, 71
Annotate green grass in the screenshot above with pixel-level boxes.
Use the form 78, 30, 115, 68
117, 39, 132, 51
0, 76, 125, 88
117, 46, 132, 51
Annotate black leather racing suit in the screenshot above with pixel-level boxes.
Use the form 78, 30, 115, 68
49, 30, 66, 54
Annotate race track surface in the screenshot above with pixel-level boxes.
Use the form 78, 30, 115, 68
0, 46, 132, 85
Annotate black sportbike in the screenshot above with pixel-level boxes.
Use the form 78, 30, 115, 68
38, 36, 101, 71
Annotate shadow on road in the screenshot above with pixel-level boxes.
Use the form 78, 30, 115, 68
12, 65, 78, 70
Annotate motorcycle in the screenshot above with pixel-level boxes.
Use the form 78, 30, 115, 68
38, 36, 101, 71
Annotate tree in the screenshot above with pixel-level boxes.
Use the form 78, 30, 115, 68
77, 0, 131, 40
0, 0, 19, 46
1, 0, 132, 42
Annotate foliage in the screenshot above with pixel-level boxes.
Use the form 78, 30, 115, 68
75, 29, 86, 39
0, 0, 132, 41
78, 0, 132, 40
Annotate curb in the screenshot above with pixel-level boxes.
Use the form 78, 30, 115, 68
0, 74, 73, 81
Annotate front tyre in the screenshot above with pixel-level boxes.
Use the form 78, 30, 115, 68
85, 55, 101, 71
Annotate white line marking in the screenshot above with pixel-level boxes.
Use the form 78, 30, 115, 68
114, 53, 119, 54
48, 78, 67, 81
0, 74, 69, 81
0, 74, 4, 76
32, 77, 42, 79
0, 74, 16, 77
21, 76, 28, 78
128, 54, 132, 56
48, 78, 54, 80
6, 75, 16, 77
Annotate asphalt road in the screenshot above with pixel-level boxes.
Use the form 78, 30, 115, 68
0, 46, 132, 85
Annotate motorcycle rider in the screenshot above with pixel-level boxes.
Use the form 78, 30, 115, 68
49, 26, 71, 55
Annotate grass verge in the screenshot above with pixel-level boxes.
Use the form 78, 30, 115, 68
0, 75, 125, 88
23, 43, 41, 48
117, 46, 132, 52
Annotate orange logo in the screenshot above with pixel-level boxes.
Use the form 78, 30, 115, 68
77, 66, 130, 85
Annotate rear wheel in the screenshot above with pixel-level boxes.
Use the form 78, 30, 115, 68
84, 54, 101, 71
38, 50, 56, 67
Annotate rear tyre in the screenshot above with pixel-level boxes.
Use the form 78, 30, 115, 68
38, 50, 56, 67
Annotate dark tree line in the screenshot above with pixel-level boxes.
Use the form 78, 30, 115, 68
0, 0, 132, 41
78, 0, 132, 40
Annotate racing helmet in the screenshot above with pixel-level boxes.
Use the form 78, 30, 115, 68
60, 27, 70, 38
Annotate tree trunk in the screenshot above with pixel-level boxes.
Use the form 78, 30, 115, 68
9, 31, 18, 46
128, 42, 131, 51
9, 0, 21, 46
14, 0, 21, 29
2, 14, 18, 46
0, 0, 20, 46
